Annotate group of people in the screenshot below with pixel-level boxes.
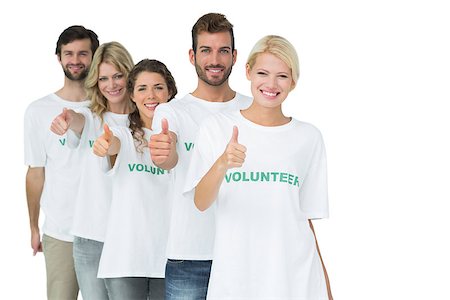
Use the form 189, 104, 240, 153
24, 12, 333, 300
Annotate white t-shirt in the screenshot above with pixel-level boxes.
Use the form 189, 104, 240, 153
97, 126, 172, 278
152, 93, 252, 260
184, 110, 329, 299
70, 108, 129, 242
24, 93, 90, 242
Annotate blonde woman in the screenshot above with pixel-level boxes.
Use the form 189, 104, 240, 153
185, 35, 333, 299
50, 41, 134, 299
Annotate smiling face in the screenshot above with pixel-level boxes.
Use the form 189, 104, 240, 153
97, 62, 128, 109
58, 38, 93, 81
130, 71, 170, 127
190, 31, 236, 87
246, 52, 294, 110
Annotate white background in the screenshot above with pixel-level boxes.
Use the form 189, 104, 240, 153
1, 0, 449, 299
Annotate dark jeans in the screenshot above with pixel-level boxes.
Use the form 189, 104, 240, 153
165, 259, 212, 300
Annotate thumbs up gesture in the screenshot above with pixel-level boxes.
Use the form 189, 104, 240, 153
221, 126, 246, 169
93, 124, 114, 157
149, 118, 174, 165
50, 108, 73, 135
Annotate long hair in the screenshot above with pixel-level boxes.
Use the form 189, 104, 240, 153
84, 41, 134, 121
127, 59, 177, 152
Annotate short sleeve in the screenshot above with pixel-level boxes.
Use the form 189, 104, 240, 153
299, 132, 329, 219
183, 122, 218, 194
24, 106, 46, 167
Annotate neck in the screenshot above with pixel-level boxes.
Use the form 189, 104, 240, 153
108, 99, 131, 114
140, 113, 152, 130
191, 80, 236, 102
55, 78, 87, 102
241, 102, 290, 126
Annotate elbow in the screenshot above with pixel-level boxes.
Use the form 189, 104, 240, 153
194, 193, 209, 212
194, 199, 208, 212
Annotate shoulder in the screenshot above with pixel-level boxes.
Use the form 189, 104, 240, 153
234, 92, 253, 108
292, 119, 325, 143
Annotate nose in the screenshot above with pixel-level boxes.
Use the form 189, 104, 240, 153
147, 89, 155, 100
72, 54, 82, 64
267, 75, 278, 88
210, 51, 220, 65
107, 78, 117, 89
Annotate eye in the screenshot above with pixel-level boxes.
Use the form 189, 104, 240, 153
201, 48, 210, 53
98, 77, 108, 82
137, 86, 146, 92
257, 71, 267, 76
113, 74, 124, 80
220, 49, 230, 54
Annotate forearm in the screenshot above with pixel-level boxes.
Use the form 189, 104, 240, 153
107, 136, 121, 156
309, 220, 333, 299
25, 167, 44, 232
68, 111, 85, 136
156, 151, 178, 170
194, 156, 227, 211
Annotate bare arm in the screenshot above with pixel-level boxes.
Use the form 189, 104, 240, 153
149, 119, 178, 170
50, 108, 85, 136
25, 167, 44, 255
194, 155, 229, 211
194, 126, 246, 211
309, 220, 333, 300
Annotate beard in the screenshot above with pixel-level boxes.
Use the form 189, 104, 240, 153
62, 64, 89, 81
194, 60, 233, 87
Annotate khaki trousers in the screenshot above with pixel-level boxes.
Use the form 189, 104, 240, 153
42, 234, 79, 300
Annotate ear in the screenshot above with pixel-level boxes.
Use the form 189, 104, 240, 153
56, 54, 62, 63
232, 49, 237, 66
290, 79, 297, 91
189, 49, 195, 66
245, 64, 251, 80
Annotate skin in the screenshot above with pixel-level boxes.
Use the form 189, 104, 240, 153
194, 52, 333, 299
94, 71, 171, 160
26, 38, 94, 255
149, 31, 237, 170
194, 52, 294, 211
50, 62, 130, 137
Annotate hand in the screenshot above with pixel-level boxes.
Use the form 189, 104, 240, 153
50, 108, 73, 135
31, 229, 42, 256
93, 124, 113, 157
220, 126, 246, 169
149, 118, 173, 165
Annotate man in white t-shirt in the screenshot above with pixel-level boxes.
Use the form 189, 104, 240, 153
24, 25, 99, 300
149, 13, 252, 299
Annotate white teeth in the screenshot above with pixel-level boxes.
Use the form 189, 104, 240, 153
262, 91, 277, 97
209, 69, 221, 73
144, 103, 158, 108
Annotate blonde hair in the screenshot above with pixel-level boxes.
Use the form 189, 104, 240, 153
85, 41, 134, 120
246, 35, 299, 88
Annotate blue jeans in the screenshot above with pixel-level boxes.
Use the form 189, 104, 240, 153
104, 277, 165, 300
73, 237, 109, 300
165, 259, 212, 300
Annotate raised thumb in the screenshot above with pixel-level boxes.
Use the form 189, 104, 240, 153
230, 126, 239, 143
103, 123, 112, 141
161, 118, 169, 135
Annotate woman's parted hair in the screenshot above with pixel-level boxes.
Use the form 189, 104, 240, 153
85, 41, 134, 120
246, 35, 300, 88
127, 59, 177, 152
